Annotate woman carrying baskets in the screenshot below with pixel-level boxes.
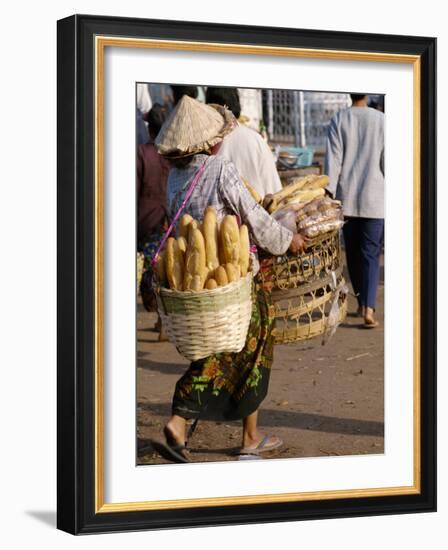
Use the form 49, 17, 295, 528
153, 95, 306, 462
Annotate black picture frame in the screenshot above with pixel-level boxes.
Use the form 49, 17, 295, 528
57, 14, 436, 534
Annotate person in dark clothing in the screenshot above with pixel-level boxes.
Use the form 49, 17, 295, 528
171, 85, 199, 106
205, 87, 241, 118
137, 104, 170, 321
137, 104, 170, 248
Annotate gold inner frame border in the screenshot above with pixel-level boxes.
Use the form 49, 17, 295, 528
94, 36, 421, 513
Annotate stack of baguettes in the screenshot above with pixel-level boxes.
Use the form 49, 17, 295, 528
263, 174, 330, 214
153, 207, 253, 361
155, 207, 251, 291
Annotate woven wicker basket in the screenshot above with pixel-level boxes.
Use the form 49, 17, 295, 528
258, 230, 341, 291
154, 272, 253, 361
258, 229, 347, 344
271, 269, 347, 344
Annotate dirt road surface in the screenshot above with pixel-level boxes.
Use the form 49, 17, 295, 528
137, 269, 384, 465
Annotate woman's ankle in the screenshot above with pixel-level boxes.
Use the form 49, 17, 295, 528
364, 306, 375, 320
165, 416, 186, 442
242, 429, 262, 447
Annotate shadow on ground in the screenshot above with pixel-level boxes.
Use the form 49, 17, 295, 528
137, 357, 187, 376
139, 401, 383, 438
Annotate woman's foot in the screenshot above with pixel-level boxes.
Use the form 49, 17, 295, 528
163, 417, 190, 459
241, 411, 283, 455
363, 307, 379, 328
241, 430, 283, 454
148, 416, 191, 464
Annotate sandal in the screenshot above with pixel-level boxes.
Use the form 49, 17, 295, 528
149, 439, 191, 463
149, 425, 191, 464
363, 319, 379, 329
239, 434, 283, 456
363, 310, 379, 328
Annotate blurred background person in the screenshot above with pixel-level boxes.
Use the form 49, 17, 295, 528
205, 87, 282, 198
137, 104, 170, 327
137, 82, 152, 114
148, 83, 175, 110
136, 108, 149, 145
171, 84, 199, 106
325, 93, 384, 328
136, 83, 152, 145
137, 103, 170, 249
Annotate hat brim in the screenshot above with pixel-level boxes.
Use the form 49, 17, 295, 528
158, 103, 237, 158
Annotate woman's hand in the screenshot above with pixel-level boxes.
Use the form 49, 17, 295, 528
289, 233, 308, 255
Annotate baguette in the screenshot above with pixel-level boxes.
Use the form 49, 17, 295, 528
265, 175, 318, 213
202, 207, 220, 271
301, 175, 330, 190
183, 272, 193, 291
187, 220, 199, 237
220, 215, 240, 265
215, 265, 229, 286
242, 178, 262, 204
218, 231, 226, 264
177, 236, 187, 254
205, 278, 218, 290
154, 250, 166, 284
177, 236, 187, 266
183, 228, 206, 290
179, 214, 194, 239
165, 238, 184, 290
225, 263, 239, 283
277, 176, 329, 206
191, 274, 204, 291
282, 187, 325, 205
238, 224, 250, 277
273, 175, 316, 201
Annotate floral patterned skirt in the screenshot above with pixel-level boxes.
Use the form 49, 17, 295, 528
172, 276, 275, 421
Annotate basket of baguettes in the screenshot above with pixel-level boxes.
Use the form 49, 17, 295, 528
153, 207, 253, 361
258, 174, 348, 344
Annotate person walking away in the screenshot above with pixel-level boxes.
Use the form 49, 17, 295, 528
152, 95, 307, 462
325, 93, 384, 328
205, 87, 282, 198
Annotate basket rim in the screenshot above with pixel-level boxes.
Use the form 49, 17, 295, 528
154, 270, 253, 299
258, 228, 340, 261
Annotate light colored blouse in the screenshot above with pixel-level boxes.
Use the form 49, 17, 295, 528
325, 106, 384, 219
216, 124, 282, 198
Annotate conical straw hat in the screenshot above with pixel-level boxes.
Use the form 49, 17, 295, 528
156, 95, 237, 158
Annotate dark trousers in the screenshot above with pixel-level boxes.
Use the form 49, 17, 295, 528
343, 217, 384, 310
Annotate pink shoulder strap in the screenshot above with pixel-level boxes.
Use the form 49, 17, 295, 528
151, 160, 207, 267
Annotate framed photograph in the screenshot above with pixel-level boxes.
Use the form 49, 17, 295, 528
57, 14, 436, 534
